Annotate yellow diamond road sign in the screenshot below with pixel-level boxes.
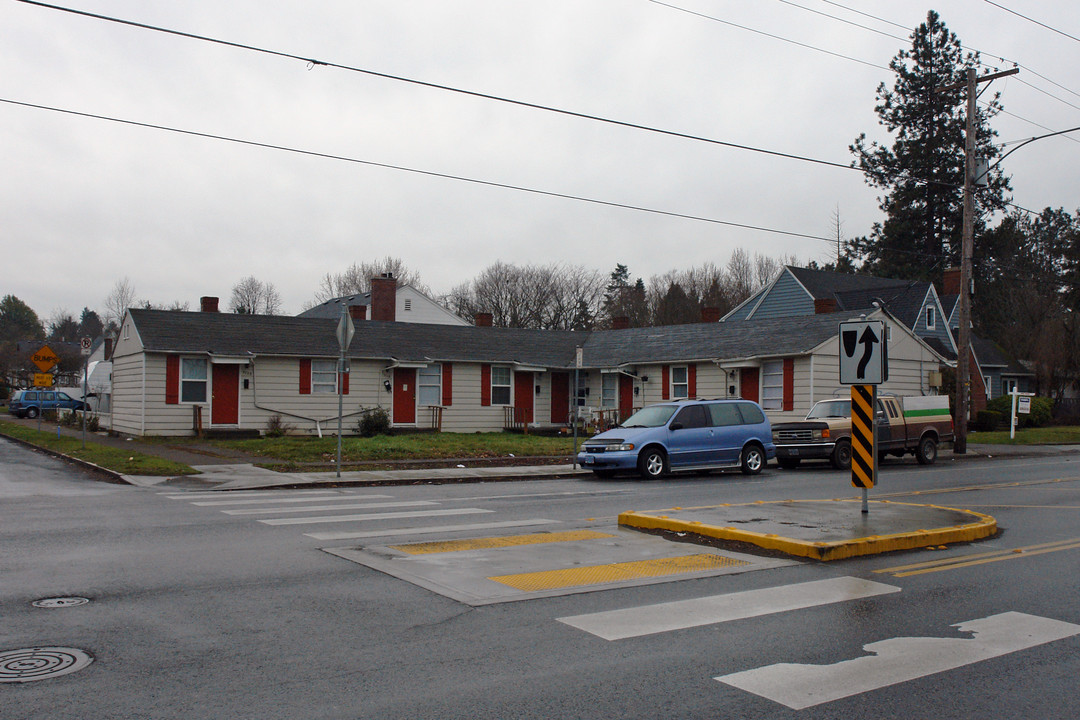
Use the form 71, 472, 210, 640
32, 345, 59, 372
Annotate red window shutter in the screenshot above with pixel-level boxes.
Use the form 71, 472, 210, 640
480, 364, 491, 406
688, 364, 697, 399
165, 356, 180, 405
662, 365, 670, 400
783, 358, 794, 411
442, 363, 453, 406
340, 369, 349, 395
299, 359, 312, 395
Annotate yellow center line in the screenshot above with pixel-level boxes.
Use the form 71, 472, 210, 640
875, 537, 1080, 577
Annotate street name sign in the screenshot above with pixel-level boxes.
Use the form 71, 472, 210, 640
838, 320, 888, 385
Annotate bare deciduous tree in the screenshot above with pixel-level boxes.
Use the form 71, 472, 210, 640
103, 278, 139, 330
313, 257, 429, 303
230, 276, 283, 315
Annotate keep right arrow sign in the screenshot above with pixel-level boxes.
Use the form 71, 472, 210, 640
839, 320, 888, 385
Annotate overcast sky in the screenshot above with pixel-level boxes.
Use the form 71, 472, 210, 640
3, 0, 1078, 321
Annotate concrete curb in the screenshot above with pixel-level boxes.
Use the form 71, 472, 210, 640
619, 500, 998, 561
0, 429, 130, 485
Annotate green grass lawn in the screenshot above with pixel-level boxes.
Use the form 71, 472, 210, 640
0, 420, 198, 476
968, 426, 1080, 445
206, 431, 578, 464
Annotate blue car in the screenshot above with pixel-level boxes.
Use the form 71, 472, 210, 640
7, 389, 88, 419
577, 399, 775, 479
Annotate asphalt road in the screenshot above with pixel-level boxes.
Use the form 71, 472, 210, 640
3, 437, 1079, 719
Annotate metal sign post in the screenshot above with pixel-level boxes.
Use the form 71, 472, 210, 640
81, 337, 92, 449
839, 321, 888, 514
32, 345, 59, 432
573, 346, 582, 469
334, 305, 355, 479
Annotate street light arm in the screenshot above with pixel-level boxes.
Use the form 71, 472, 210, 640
990, 125, 1080, 171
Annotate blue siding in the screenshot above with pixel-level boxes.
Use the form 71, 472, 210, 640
749, 272, 814, 319
724, 288, 766, 321
913, 297, 955, 352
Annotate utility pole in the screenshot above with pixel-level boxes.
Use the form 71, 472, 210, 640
939, 66, 1018, 454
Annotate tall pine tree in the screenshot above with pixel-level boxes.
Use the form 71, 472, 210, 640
849, 11, 1011, 281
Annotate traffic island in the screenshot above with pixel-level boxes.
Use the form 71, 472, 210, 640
619, 499, 997, 561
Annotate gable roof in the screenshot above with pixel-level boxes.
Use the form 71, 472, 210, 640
126, 307, 881, 369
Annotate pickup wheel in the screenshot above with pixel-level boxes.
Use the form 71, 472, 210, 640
637, 447, 668, 479
777, 458, 801, 470
916, 436, 938, 465
830, 439, 852, 470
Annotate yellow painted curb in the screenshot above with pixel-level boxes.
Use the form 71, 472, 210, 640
618, 501, 997, 562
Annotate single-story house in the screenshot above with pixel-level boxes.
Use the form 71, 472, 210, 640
110, 297, 949, 436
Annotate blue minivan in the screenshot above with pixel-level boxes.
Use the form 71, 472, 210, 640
577, 399, 775, 479
7, 390, 88, 419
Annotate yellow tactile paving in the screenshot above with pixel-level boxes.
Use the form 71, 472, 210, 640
488, 553, 749, 591
390, 530, 615, 555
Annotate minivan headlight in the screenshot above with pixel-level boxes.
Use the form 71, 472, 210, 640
608, 443, 635, 452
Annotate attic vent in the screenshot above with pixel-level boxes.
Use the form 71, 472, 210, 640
404, 299, 412, 312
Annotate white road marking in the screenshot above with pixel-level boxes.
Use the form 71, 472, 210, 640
259, 508, 493, 526
438, 489, 635, 502
162, 490, 347, 500
190, 494, 392, 506
304, 518, 560, 541
717, 611, 1080, 710
222, 501, 438, 515
559, 577, 900, 640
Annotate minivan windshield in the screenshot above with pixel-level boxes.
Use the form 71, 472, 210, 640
806, 399, 851, 419
620, 405, 678, 428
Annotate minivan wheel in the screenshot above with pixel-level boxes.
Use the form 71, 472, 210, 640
25, 407, 39, 419
637, 448, 668, 479
740, 444, 765, 475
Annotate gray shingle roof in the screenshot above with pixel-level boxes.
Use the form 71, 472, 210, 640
297, 294, 371, 319
787, 266, 930, 327
128, 308, 864, 368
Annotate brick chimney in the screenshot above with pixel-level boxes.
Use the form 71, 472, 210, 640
474, 312, 493, 327
612, 316, 630, 330
369, 273, 397, 322
942, 267, 962, 296
349, 304, 367, 321
200, 296, 219, 312
104, 337, 114, 360
700, 307, 721, 323
814, 298, 837, 314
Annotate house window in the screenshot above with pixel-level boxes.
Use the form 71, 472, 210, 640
311, 360, 337, 394
984, 376, 993, 399
601, 373, 617, 408
1003, 378, 1017, 396
576, 372, 588, 407
418, 364, 442, 406
761, 360, 784, 410
180, 358, 208, 403
926, 306, 936, 330
491, 366, 512, 405
671, 366, 689, 399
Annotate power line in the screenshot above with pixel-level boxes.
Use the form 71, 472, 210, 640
0, 96, 836, 243
982, 0, 1080, 45
14, 0, 857, 174
773, 0, 908, 43
647, 0, 889, 70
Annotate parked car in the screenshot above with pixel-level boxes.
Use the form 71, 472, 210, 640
7, 389, 88, 419
772, 394, 953, 470
577, 399, 775, 479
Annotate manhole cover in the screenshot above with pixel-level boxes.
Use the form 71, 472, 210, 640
0, 648, 94, 683
32, 597, 90, 609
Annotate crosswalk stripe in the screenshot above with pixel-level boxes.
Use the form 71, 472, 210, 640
162, 490, 344, 500
558, 577, 900, 641
191, 494, 392, 506
223, 501, 437, 516
717, 612, 1080, 709
259, 508, 493, 526
304, 518, 559, 541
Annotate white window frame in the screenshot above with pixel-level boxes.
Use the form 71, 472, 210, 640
180, 358, 208, 403
926, 306, 936, 330
491, 366, 512, 406
575, 372, 588, 407
311, 359, 337, 394
761, 360, 784, 410
601, 373, 617, 408
418, 364, 442, 406
984, 375, 993, 400
1002, 378, 1017, 397
671, 366, 689, 399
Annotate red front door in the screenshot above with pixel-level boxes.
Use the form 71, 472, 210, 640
741, 367, 759, 403
619, 374, 634, 421
211, 364, 239, 425
514, 371, 534, 424
550, 372, 569, 424
393, 368, 416, 424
